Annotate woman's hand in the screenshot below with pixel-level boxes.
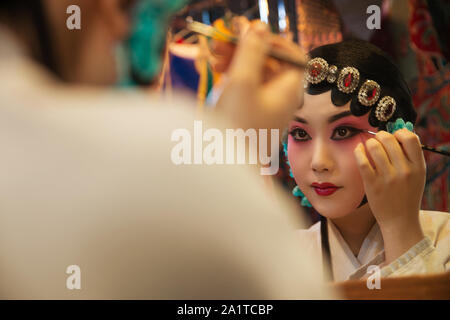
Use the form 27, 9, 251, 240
211, 17, 303, 83
353, 129, 426, 263
214, 19, 307, 132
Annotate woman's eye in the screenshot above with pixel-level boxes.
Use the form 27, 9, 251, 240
289, 128, 311, 141
331, 126, 359, 140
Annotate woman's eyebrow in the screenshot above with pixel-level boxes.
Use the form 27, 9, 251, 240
293, 116, 307, 124
328, 111, 353, 123
292, 111, 354, 124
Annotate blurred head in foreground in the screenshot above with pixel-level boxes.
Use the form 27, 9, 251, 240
0, 0, 187, 85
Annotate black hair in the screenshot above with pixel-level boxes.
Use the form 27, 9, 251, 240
307, 39, 417, 130
0, 1, 59, 78
0, 2, 29, 17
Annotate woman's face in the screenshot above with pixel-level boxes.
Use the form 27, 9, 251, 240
287, 91, 378, 218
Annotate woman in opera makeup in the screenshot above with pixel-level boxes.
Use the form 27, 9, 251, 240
286, 40, 449, 281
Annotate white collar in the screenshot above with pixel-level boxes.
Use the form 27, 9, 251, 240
327, 219, 384, 281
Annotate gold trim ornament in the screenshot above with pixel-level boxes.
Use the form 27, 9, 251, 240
375, 96, 396, 121
304, 57, 397, 122
337, 67, 360, 93
306, 58, 329, 84
358, 80, 381, 106
327, 65, 338, 83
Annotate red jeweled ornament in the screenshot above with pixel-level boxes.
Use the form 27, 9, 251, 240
311, 63, 322, 76
306, 57, 328, 84
344, 73, 352, 87
384, 103, 393, 115
337, 67, 360, 93
375, 96, 396, 121
358, 80, 381, 106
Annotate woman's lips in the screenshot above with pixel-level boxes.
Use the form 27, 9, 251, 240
311, 183, 341, 196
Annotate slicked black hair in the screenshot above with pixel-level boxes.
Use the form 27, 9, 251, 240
307, 39, 416, 130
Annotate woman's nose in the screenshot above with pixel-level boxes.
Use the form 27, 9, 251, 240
311, 142, 334, 173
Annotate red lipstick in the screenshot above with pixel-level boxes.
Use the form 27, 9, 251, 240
311, 182, 341, 196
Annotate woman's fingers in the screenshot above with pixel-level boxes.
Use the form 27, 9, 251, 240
364, 138, 394, 176
211, 40, 234, 57
354, 142, 376, 184
210, 40, 234, 73
355, 129, 426, 191
373, 131, 410, 172
393, 129, 426, 167
210, 47, 233, 73
228, 22, 269, 87
231, 16, 251, 36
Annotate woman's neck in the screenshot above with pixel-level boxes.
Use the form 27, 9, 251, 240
330, 203, 376, 257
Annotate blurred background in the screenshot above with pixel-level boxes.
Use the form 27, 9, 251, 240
124, 0, 449, 221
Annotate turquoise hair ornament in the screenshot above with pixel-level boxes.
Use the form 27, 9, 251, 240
121, 0, 188, 86
283, 142, 313, 208
282, 142, 294, 178
386, 118, 414, 134
293, 186, 313, 207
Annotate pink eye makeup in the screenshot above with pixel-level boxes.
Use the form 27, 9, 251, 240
287, 110, 378, 144
330, 126, 362, 141
289, 125, 365, 142
289, 127, 311, 141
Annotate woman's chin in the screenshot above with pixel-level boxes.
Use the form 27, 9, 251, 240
308, 199, 355, 219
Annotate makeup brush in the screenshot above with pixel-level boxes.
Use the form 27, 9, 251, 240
185, 19, 307, 70
361, 130, 450, 157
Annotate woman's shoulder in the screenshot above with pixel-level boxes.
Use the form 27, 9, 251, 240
298, 220, 321, 233
419, 210, 450, 245
419, 209, 449, 225
296, 221, 322, 261
297, 221, 321, 241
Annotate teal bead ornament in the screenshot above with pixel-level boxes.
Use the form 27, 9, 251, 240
283, 142, 312, 208
292, 185, 304, 197
386, 118, 414, 134
301, 197, 313, 208
121, 0, 189, 86
293, 186, 313, 207
282, 142, 294, 178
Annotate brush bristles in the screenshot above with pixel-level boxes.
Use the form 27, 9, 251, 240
186, 21, 236, 42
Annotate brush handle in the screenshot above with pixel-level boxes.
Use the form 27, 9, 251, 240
362, 130, 449, 157
267, 49, 307, 69
421, 145, 450, 157
186, 21, 307, 69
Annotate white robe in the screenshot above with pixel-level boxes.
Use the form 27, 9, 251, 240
298, 210, 450, 282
